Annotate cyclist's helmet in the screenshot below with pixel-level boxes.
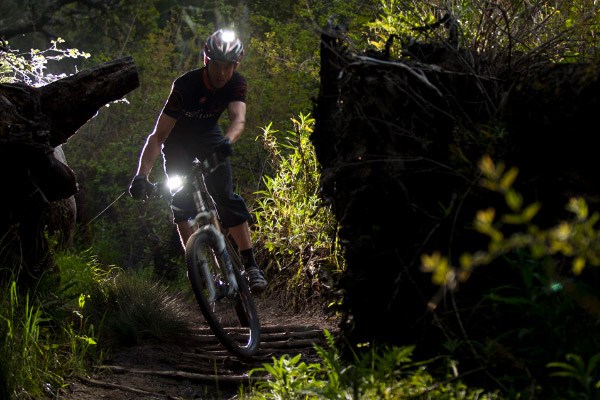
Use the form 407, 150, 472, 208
203, 29, 244, 65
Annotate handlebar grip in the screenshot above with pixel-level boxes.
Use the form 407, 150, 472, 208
200, 153, 225, 174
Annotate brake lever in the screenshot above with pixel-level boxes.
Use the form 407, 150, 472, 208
201, 153, 226, 175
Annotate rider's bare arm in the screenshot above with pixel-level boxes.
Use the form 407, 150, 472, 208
224, 101, 246, 144
136, 113, 177, 176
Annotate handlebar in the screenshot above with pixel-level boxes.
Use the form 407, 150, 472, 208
193, 152, 226, 175
148, 153, 226, 199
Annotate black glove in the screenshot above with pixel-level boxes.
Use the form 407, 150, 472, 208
215, 137, 233, 158
129, 175, 154, 200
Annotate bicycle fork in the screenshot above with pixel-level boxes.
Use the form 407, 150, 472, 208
197, 224, 239, 299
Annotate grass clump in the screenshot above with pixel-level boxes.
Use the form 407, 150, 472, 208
0, 246, 192, 398
0, 249, 102, 399
84, 266, 193, 347
0, 281, 62, 399
253, 113, 344, 305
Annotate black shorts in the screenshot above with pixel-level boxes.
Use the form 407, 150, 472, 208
161, 145, 251, 228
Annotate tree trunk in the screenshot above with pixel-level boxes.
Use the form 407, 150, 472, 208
311, 27, 600, 356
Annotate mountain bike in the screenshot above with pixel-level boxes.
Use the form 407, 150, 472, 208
154, 155, 260, 358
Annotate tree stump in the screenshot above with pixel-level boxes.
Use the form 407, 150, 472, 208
0, 56, 139, 288
312, 26, 600, 356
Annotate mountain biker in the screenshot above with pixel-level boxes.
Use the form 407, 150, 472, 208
128, 28, 267, 294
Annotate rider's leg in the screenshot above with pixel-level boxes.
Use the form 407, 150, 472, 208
228, 221, 251, 250
206, 160, 267, 293
228, 221, 267, 294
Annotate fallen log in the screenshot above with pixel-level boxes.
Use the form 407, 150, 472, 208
39, 56, 139, 147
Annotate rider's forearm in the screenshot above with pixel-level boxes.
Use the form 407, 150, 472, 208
225, 119, 246, 144
136, 134, 162, 176
224, 101, 246, 144
135, 113, 175, 176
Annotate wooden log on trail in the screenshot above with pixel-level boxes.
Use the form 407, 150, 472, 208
0, 56, 139, 288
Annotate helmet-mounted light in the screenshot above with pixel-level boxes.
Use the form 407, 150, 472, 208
220, 30, 236, 43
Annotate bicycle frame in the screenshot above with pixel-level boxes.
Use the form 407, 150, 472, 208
187, 159, 240, 295
168, 155, 260, 358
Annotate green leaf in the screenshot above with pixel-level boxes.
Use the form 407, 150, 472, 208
500, 167, 519, 191
505, 189, 523, 211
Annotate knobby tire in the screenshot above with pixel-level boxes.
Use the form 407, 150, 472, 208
185, 228, 260, 358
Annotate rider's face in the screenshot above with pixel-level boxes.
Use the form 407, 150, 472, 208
207, 60, 237, 89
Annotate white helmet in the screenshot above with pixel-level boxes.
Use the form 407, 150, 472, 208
203, 29, 244, 65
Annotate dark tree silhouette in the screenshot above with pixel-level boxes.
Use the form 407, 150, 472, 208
0, 56, 138, 288
312, 23, 600, 364
0, 0, 119, 41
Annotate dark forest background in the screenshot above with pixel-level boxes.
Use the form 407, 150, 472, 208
2, 1, 600, 399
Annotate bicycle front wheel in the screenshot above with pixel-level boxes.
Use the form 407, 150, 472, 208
185, 227, 260, 358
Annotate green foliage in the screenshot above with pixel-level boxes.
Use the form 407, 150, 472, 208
421, 155, 600, 290
54, 0, 163, 64
64, 15, 184, 267
420, 156, 600, 396
250, 353, 325, 398
0, 241, 188, 398
0, 281, 56, 399
243, 332, 502, 399
244, 10, 320, 140
55, 248, 112, 297
547, 353, 600, 399
253, 114, 344, 303
365, 0, 437, 57
0, 249, 104, 399
456, 250, 600, 397
361, 0, 600, 63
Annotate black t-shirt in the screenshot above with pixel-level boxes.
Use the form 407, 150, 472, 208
161, 67, 247, 154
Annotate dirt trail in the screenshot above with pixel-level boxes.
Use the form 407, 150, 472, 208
59, 296, 340, 400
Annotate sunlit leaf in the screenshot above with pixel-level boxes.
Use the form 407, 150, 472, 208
552, 222, 571, 241
572, 257, 586, 275
475, 208, 495, 226
505, 189, 523, 211
478, 155, 495, 177
420, 251, 443, 272
500, 167, 519, 191
567, 197, 588, 220
522, 202, 541, 222
459, 253, 472, 269
502, 213, 523, 225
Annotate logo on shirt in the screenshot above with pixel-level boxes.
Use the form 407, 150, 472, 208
184, 110, 217, 119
